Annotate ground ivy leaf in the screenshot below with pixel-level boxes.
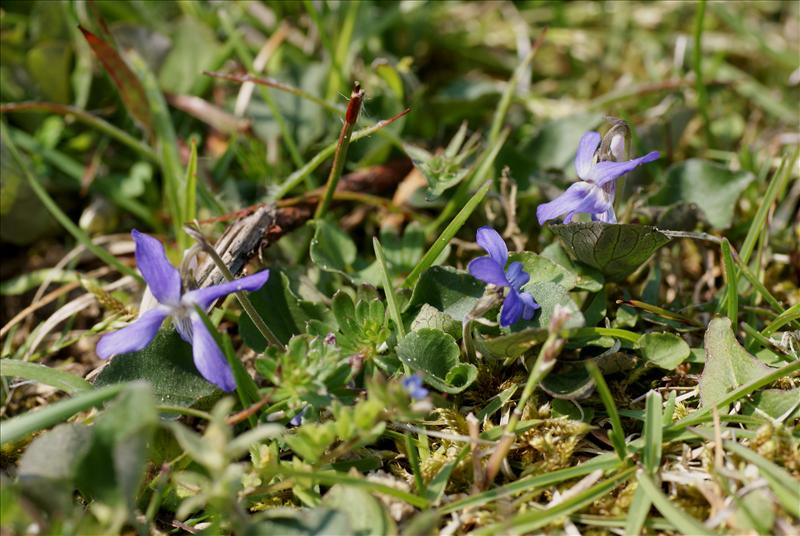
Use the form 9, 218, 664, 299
410, 303, 462, 339
699, 317, 774, 411
310, 219, 357, 277
511, 251, 578, 290
637, 332, 690, 370
404, 266, 484, 322
549, 222, 671, 282
396, 328, 476, 394
650, 159, 754, 229
94, 328, 219, 407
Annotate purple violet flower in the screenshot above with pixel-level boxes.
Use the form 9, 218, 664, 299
402, 374, 429, 400
536, 131, 660, 224
96, 230, 270, 392
467, 226, 540, 327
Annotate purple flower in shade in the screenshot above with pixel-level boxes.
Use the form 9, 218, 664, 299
289, 405, 309, 426
536, 131, 660, 224
96, 230, 270, 392
402, 374, 429, 400
467, 227, 540, 327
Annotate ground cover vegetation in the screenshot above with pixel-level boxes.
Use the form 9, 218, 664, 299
0, 1, 798, 534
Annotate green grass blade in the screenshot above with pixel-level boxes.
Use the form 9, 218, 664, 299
739, 149, 797, 264
760, 303, 800, 337
642, 390, 662, 474
635, 471, 713, 535
586, 360, 627, 460
720, 238, 738, 322
403, 179, 491, 289
0, 359, 92, 394
1, 122, 141, 281
0, 384, 125, 445
184, 139, 198, 225
475, 467, 636, 535
624, 486, 652, 536
373, 239, 407, 341
439, 452, 621, 514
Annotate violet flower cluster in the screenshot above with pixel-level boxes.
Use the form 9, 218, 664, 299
468, 226, 540, 327
536, 131, 659, 224
402, 374, 429, 400
96, 230, 269, 392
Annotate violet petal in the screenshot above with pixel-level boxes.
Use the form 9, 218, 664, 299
468, 256, 508, 287
96, 307, 168, 359
586, 151, 660, 186
575, 131, 601, 179
500, 288, 524, 327
537, 182, 599, 224
505, 261, 530, 291
189, 312, 236, 392
183, 270, 270, 310
475, 226, 508, 267
132, 229, 182, 305
518, 291, 540, 321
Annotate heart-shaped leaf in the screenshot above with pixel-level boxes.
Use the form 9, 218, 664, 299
549, 222, 671, 282
511, 251, 578, 290
637, 332, 690, 370
396, 328, 477, 394
699, 317, 774, 411
404, 266, 484, 322
94, 328, 219, 407
517, 281, 585, 331
474, 327, 548, 359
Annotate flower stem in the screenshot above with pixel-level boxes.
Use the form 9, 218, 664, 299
185, 224, 284, 349
314, 82, 365, 220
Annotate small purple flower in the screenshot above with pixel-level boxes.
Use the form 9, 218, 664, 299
402, 374, 429, 400
96, 230, 270, 392
467, 227, 540, 327
289, 405, 309, 426
536, 131, 660, 224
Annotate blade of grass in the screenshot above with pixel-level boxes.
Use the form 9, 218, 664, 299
315, 82, 365, 220
184, 139, 198, 224
668, 358, 800, 431
692, 0, 713, 147
0, 383, 125, 444
427, 128, 509, 236
760, 303, 800, 337
736, 256, 792, 320
276, 466, 429, 509
720, 238, 738, 322
642, 390, 663, 474
636, 471, 713, 535
739, 149, 797, 264
128, 54, 187, 250
624, 487, 652, 536
0, 359, 91, 394
303, 0, 348, 101
570, 327, 642, 345
0, 102, 156, 161
373, 239, 407, 344
487, 29, 546, 145
586, 360, 627, 460
439, 452, 622, 514
475, 467, 637, 535
1, 123, 141, 281
403, 179, 492, 289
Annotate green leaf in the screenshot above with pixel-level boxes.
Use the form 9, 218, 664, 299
511, 251, 578, 290
525, 112, 603, 171
241, 270, 330, 350
246, 508, 352, 536
158, 16, 220, 94
76, 382, 158, 518
310, 219, 358, 277
650, 159, 754, 229
1, 359, 91, 394
540, 364, 595, 400
699, 317, 773, 411
540, 242, 604, 292
405, 266, 484, 323
636, 333, 691, 370
26, 41, 72, 103
742, 389, 800, 422
549, 222, 671, 282
396, 329, 477, 394
94, 328, 219, 407
322, 485, 397, 536
520, 281, 585, 330
17, 423, 93, 515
